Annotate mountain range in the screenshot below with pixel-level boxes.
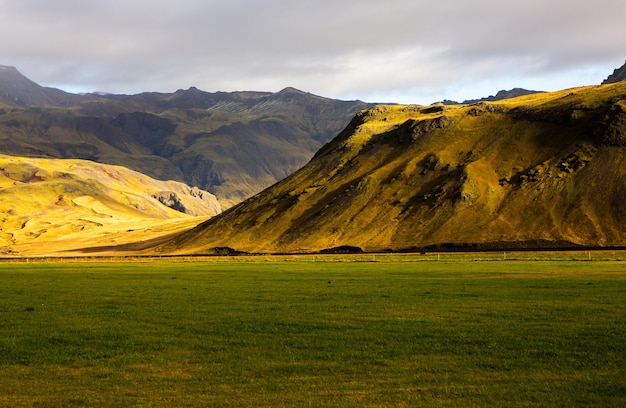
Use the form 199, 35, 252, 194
1, 62, 625, 256
0, 65, 372, 208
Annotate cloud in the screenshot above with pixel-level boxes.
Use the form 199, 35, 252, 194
1, 0, 625, 103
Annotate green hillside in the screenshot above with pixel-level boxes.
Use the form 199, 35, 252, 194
159, 82, 626, 254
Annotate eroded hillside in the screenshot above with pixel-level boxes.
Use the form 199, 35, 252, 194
0, 155, 220, 256
158, 82, 626, 254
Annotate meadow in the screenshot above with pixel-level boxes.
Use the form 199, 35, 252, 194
1, 254, 625, 407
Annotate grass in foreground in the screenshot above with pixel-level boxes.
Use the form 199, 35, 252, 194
0, 257, 625, 407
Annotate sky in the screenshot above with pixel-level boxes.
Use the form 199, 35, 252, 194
1, 0, 625, 105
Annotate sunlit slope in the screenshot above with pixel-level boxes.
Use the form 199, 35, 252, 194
159, 82, 626, 253
0, 155, 220, 255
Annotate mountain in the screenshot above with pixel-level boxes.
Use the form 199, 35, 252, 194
461, 88, 544, 104
602, 61, 626, 84
156, 81, 626, 254
0, 65, 69, 107
441, 88, 544, 105
0, 67, 373, 208
0, 154, 220, 256
0, 65, 49, 105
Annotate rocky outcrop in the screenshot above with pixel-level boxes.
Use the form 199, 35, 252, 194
602, 61, 626, 84
462, 88, 544, 104
154, 186, 222, 217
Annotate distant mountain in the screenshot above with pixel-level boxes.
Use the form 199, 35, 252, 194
441, 88, 544, 105
157, 81, 626, 254
602, 60, 626, 84
461, 88, 544, 104
0, 67, 373, 207
0, 154, 221, 255
0, 65, 68, 107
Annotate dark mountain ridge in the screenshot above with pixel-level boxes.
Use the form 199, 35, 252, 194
602, 60, 626, 84
0, 66, 373, 207
461, 88, 545, 104
442, 88, 545, 105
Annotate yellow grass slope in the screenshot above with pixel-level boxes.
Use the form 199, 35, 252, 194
160, 82, 626, 254
0, 155, 221, 256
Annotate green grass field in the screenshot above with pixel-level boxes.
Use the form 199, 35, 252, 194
1, 256, 625, 407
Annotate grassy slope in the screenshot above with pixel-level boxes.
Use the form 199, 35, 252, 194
160, 82, 626, 254
0, 155, 219, 256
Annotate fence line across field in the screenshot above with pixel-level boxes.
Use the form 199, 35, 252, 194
1, 250, 625, 264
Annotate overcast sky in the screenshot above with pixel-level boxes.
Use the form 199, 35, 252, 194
1, 0, 625, 104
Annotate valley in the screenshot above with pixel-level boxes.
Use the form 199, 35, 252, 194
1, 64, 625, 257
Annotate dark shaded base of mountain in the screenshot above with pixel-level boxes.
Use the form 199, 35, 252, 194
19, 240, 622, 259
210, 241, 625, 256
316, 241, 626, 255
404, 240, 626, 253
319, 245, 365, 254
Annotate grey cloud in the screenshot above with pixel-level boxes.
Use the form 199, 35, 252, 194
1, 0, 624, 103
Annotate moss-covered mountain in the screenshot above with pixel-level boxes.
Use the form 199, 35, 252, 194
0, 66, 372, 207
158, 82, 626, 254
